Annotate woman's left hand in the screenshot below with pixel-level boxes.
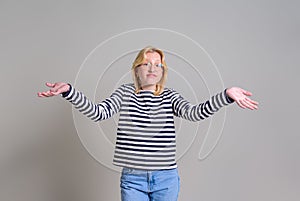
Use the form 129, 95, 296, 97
226, 87, 259, 110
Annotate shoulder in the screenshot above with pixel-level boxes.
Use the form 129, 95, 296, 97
161, 86, 180, 97
116, 83, 135, 93
163, 86, 178, 94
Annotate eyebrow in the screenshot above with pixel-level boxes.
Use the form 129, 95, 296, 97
143, 60, 161, 63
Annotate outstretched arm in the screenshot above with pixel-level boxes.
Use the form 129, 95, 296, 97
37, 82, 124, 122
226, 87, 259, 110
171, 89, 235, 122
171, 87, 258, 122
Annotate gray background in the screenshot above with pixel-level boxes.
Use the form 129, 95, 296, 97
1, 0, 299, 201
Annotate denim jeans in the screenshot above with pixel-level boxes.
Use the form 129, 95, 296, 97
120, 167, 180, 201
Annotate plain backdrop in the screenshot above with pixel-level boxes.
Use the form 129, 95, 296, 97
0, 0, 299, 201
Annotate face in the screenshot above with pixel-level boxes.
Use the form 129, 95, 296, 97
135, 52, 164, 91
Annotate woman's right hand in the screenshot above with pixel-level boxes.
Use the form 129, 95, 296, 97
37, 82, 70, 98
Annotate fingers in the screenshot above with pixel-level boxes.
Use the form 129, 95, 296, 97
48, 83, 62, 93
38, 82, 68, 98
37, 92, 46, 97
50, 91, 61, 95
227, 87, 258, 110
243, 99, 257, 110
245, 97, 259, 106
237, 98, 259, 110
50, 87, 58, 93
37, 89, 60, 97
236, 100, 246, 109
237, 99, 250, 109
50, 85, 64, 94
37, 91, 55, 97
46, 82, 55, 87
242, 89, 252, 96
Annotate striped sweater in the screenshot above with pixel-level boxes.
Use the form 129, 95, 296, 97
62, 83, 234, 170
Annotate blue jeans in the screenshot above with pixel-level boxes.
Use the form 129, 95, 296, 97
120, 167, 180, 201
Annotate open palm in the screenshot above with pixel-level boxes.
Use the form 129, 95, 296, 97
37, 82, 70, 97
226, 87, 258, 110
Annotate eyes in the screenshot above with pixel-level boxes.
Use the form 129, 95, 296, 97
137, 62, 164, 68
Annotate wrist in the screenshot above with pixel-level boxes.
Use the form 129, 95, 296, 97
61, 83, 72, 97
225, 88, 235, 103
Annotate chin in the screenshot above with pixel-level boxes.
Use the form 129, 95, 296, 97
146, 82, 158, 86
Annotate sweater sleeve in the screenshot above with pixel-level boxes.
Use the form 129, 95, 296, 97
170, 89, 234, 122
61, 84, 124, 122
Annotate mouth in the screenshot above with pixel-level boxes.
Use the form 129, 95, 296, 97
147, 74, 157, 77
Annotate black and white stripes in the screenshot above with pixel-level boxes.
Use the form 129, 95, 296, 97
62, 83, 234, 170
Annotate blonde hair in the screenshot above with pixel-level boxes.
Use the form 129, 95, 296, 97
131, 46, 168, 96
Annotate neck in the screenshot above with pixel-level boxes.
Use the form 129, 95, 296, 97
141, 84, 156, 91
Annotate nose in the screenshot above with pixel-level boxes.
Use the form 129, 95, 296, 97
148, 63, 155, 72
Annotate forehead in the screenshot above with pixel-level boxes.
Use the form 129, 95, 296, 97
144, 52, 161, 61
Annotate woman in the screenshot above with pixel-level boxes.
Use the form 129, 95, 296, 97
38, 46, 258, 201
